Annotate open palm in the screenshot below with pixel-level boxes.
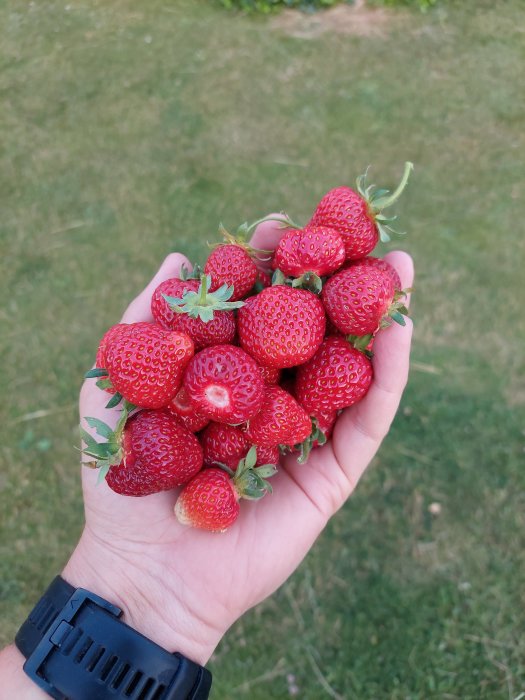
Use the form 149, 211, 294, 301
64, 219, 414, 665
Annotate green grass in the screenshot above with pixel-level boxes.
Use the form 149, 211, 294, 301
1, 1, 524, 697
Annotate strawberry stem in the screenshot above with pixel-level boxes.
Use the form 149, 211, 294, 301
369, 162, 414, 212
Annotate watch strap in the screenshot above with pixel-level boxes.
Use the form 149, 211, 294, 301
15, 576, 212, 700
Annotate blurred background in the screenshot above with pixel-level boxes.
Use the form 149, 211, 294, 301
1, 0, 524, 697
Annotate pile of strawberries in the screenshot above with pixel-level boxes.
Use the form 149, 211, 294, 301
83, 163, 413, 532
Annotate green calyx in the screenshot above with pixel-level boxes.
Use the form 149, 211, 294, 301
381, 289, 411, 329
163, 273, 245, 323
84, 368, 125, 409
347, 333, 374, 355
224, 446, 277, 501
80, 402, 134, 484
296, 416, 329, 465
214, 223, 273, 259
271, 268, 323, 294
356, 161, 414, 243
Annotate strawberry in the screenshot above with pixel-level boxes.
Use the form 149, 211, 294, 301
258, 364, 281, 385
94, 323, 129, 394
201, 422, 250, 469
254, 444, 280, 466
175, 447, 277, 532
205, 244, 258, 302
237, 286, 326, 369
183, 344, 265, 424
293, 410, 338, 463
201, 423, 281, 470
347, 256, 402, 291
101, 323, 194, 409
322, 265, 408, 338
151, 276, 238, 350
81, 409, 203, 496
310, 162, 413, 260
272, 225, 345, 278
295, 336, 373, 414
245, 385, 312, 447
166, 386, 209, 433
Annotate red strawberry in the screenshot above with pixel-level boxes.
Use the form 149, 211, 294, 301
82, 409, 203, 496
104, 323, 194, 409
295, 336, 373, 414
245, 385, 312, 447
293, 410, 338, 463
166, 386, 209, 433
205, 244, 258, 302
175, 467, 240, 532
253, 268, 272, 292
237, 286, 326, 369
272, 225, 345, 278
258, 364, 281, 385
310, 162, 413, 260
175, 448, 277, 532
151, 277, 237, 350
183, 344, 265, 424
94, 323, 129, 394
255, 444, 280, 466
201, 423, 250, 469
347, 256, 401, 290
322, 265, 407, 337
201, 423, 281, 470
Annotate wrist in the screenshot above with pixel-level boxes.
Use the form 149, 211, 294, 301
0, 645, 48, 699
62, 529, 223, 666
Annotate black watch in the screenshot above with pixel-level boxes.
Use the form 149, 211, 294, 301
15, 576, 212, 700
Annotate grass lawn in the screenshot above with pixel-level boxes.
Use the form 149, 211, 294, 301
1, 0, 524, 697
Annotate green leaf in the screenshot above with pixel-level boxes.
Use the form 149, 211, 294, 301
254, 465, 278, 478
272, 269, 287, 286
105, 392, 123, 409
85, 417, 114, 439
390, 310, 406, 326
244, 446, 258, 470
85, 367, 108, 379
96, 461, 111, 485
96, 378, 113, 390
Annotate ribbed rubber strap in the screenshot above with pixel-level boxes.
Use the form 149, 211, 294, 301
15, 576, 212, 700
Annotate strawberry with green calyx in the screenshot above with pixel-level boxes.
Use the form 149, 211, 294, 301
201, 422, 250, 470
321, 265, 409, 337
183, 344, 265, 424
310, 162, 414, 260
204, 225, 269, 301
201, 423, 281, 471
162, 274, 244, 323
100, 323, 194, 409
237, 286, 326, 369
174, 447, 277, 532
152, 276, 237, 349
82, 408, 204, 496
294, 411, 337, 464
87, 322, 193, 410
272, 225, 346, 289
80, 401, 134, 483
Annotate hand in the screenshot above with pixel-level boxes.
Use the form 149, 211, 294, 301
64, 219, 414, 666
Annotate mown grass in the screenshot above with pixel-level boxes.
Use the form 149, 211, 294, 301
1, 1, 524, 697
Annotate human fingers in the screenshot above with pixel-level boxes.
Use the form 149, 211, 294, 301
330, 252, 415, 484
120, 253, 192, 323
248, 213, 290, 268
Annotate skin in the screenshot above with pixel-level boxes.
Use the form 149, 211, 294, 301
0, 218, 413, 697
